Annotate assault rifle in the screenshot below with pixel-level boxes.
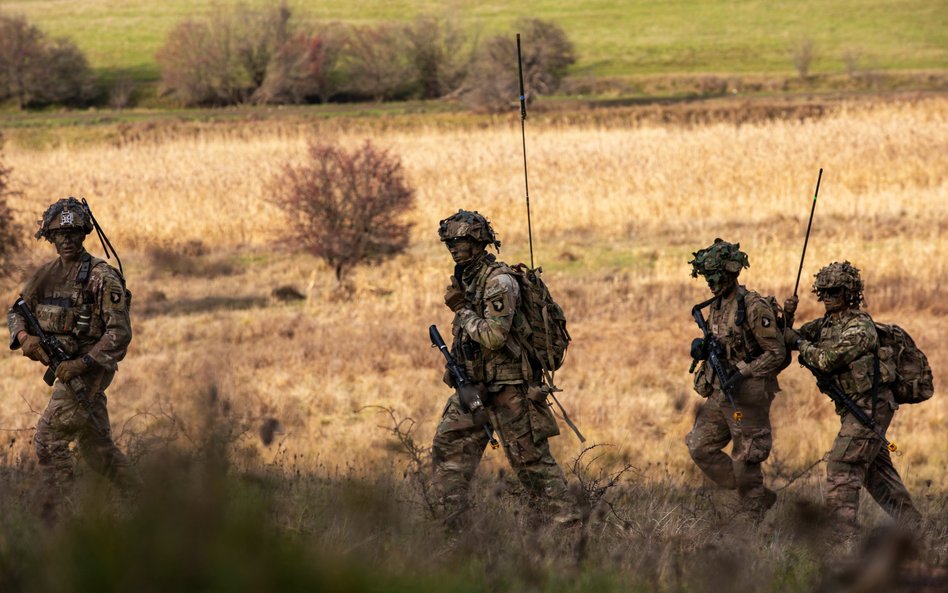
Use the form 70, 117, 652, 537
12, 297, 111, 444
689, 298, 743, 422
429, 325, 499, 448
800, 358, 897, 453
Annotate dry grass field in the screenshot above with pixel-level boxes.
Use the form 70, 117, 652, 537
0, 95, 945, 591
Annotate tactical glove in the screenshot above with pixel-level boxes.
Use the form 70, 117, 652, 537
784, 328, 803, 351
690, 338, 707, 361
20, 334, 50, 365
444, 281, 466, 312
458, 383, 489, 427
721, 370, 744, 392
442, 367, 456, 388
783, 296, 799, 318
55, 357, 90, 383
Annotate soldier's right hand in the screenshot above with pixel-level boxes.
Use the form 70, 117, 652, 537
20, 335, 49, 365
783, 296, 799, 317
442, 367, 456, 388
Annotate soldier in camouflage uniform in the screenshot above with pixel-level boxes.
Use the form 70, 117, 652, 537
784, 262, 921, 530
686, 239, 785, 519
431, 210, 576, 525
8, 198, 133, 504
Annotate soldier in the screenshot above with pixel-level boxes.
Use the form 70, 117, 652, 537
431, 210, 576, 526
8, 197, 133, 511
686, 239, 785, 520
784, 262, 921, 531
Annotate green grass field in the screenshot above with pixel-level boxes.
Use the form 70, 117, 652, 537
0, 0, 944, 82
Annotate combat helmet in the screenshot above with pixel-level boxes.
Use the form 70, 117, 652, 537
689, 238, 749, 279
438, 209, 501, 251
812, 261, 864, 307
35, 197, 94, 241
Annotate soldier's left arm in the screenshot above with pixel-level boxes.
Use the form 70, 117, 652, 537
85, 265, 132, 371
738, 296, 786, 377
456, 272, 518, 351
800, 316, 875, 373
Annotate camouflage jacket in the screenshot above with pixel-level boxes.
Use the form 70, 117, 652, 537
699, 285, 785, 392
8, 249, 132, 372
798, 309, 893, 404
451, 253, 528, 390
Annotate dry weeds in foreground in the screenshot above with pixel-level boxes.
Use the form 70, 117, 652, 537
0, 99, 944, 580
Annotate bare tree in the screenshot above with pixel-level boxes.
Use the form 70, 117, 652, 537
253, 25, 346, 105
465, 18, 576, 113
156, 3, 295, 106
404, 15, 476, 99
792, 38, 817, 80
0, 134, 22, 277
0, 14, 95, 108
273, 140, 415, 283
340, 24, 414, 101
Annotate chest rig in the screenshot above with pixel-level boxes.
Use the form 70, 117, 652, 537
451, 256, 527, 387
34, 253, 103, 347
708, 287, 763, 366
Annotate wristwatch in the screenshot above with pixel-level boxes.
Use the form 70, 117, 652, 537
81, 354, 95, 367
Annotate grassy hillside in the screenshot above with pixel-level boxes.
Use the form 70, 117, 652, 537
0, 0, 944, 82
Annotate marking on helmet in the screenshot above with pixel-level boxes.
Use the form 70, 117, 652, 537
60, 210, 75, 226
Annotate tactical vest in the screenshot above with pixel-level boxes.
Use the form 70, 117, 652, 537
452, 256, 528, 387
811, 311, 896, 397
708, 286, 767, 368
33, 253, 111, 355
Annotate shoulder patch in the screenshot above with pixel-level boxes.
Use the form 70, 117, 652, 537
761, 317, 771, 328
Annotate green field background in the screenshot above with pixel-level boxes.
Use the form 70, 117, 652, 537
0, 0, 945, 81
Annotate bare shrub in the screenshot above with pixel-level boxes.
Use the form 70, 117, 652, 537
0, 134, 22, 277
465, 18, 576, 113
108, 75, 137, 110
273, 140, 415, 283
156, 3, 294, 106
253, 25, 346, 105
792, 38, 817, 80
404, 15, 476, 99
340, 24, 414, 101
0, 14, 95, 108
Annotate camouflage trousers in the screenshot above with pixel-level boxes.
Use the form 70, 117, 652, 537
34, 369, 130, 494
431, 384, 576, 524
685, 378, 776, 514
826, 391, 921, 527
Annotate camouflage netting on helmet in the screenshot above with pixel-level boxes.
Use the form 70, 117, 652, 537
689, 238, 749, 278
813, 261, 864, 307
35, 197, 93, 241
438, 209, 501, 251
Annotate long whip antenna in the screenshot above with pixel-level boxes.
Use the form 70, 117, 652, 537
792, 168, 822, 297
516, 33, 535, 269
787, 168, 822, 329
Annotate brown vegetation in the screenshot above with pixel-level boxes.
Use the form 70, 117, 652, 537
0, 97, 945, 590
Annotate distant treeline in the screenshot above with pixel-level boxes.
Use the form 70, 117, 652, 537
0, 6, 577, 113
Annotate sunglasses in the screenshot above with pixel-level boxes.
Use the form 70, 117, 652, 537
444, 237, 471, 247
818, 287, 844, 297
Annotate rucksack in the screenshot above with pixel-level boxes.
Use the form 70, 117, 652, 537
874, 322, 934, 404
508, 264, 571, 383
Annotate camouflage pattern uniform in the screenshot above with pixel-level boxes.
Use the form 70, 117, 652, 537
431, 210, 575, 524
8, 198, 132, 494
793, 262, 920, 527
686, 239, 785, 516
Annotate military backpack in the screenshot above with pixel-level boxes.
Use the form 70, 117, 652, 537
874, 322, 934, 404
508, 265, 571, 383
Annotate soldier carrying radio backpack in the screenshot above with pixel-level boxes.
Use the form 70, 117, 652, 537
8, 197, 134, 518
784, 261, 930, 534
429, 210, 579, 527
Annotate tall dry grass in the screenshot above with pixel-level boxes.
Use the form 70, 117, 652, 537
0, 97, 945, 545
